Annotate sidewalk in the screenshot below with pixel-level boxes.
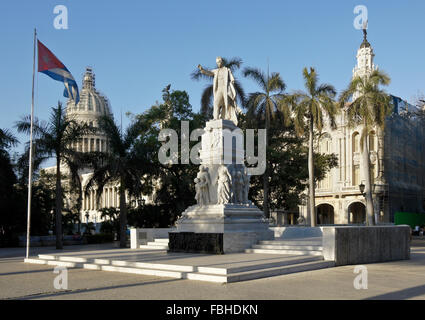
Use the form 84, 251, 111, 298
0, 243, 115, 259
1, 240, 424, 299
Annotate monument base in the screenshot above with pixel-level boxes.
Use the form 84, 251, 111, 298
169, 204, 274, 254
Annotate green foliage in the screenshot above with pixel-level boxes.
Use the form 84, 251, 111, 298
132, 85, 206, 226
242, 66, 289, 217
99, 207, 120, 235
285, 67, 337, 135
339, 70, 392, 147
0, 127, 55, 246
85, 233, 114, 244
16, 102, 93, 248
128, 204, 175, 228
238, 114, 338, 212
84, 101, 159, 247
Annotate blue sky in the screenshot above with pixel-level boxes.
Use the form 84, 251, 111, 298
1, 0, 424, 163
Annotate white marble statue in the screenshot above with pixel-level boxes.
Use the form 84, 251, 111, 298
217, 165, 232, 204
195, 165, 211, 206
198, 57, 238, 125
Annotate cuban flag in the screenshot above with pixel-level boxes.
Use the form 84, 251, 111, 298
37, 40, 80, 104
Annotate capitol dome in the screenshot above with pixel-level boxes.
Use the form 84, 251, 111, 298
66, 67, 112, 153
66, 67, 112, 117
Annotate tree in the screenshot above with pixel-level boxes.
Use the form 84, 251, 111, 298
16, 102, 92, 249
284, 67, 338, 227
243, 67, 290, 217
191, 57, 246, 117
84, 115, 155, 248
0, 129, 20, 246
133, 86, 206, 226
339, 70, 392, 225
238, 113, 338, 218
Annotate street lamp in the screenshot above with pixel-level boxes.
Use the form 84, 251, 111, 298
359, 183, 366, 196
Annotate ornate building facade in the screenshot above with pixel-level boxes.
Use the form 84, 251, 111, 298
299, 31, 425, 225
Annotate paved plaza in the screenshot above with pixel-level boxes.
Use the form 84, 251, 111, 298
1, 239, 425, 300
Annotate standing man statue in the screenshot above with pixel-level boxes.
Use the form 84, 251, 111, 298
198, 57, 238, 125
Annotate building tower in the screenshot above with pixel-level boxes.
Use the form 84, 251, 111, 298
352, 28, 378, 101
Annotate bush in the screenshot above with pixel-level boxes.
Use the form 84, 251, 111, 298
100, 220, 119, 235
127, 204, 178, 228
84, 233, 114, 244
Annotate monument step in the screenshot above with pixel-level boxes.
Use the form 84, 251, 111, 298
146, 241, 169, 247
139, 244, 168, 250
259, 239, 322, 246
252, 244, 323, 251
244, 248, 323, 256
35, 255, 323, 275
153, 238, 169, 243
196, 255, 323, 275
26, 251, 335, 284
138, 238, 170, 250
224, 260, 335, 283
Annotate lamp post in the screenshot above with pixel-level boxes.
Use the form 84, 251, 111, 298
85, 211, 89, 234
359, 183, 366, 197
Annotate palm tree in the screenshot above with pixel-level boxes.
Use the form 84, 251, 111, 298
0, 128, 18, 151
16, 102, 92, 249
243, 67, 289, 218
284, 67, 337, 227
84, 115, 154, 248
191, 57, 246, 116
339, 70, 391, 225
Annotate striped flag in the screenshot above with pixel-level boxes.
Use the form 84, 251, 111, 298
37, 40, 79, 103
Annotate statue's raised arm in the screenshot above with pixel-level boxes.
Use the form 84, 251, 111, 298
198, 64, 214, 77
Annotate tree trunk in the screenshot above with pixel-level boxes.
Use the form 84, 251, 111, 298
55, 156, 63, 249
263, 113, 270, 218
308, 118, 317, 227
362, 133, 375, 226
119, 179, 127, 248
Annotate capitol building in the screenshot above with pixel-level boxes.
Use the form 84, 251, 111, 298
43, 67, 152, 227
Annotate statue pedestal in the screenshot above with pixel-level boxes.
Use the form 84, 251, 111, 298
169, 120, 273, 254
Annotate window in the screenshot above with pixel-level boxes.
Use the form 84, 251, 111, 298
318, 134, 332, 189
369, 131, 376, 151
353, 132, 360, 153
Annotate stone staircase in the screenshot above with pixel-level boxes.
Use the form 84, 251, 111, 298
139, 238, 169, 250
25, 250, 334, 283
245, 237, 323, 256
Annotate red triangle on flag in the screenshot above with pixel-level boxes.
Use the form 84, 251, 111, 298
37, 40, 66, 72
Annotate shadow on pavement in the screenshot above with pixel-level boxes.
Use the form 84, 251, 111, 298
366, 284, 425, 300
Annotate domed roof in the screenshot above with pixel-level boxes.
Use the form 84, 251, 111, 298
66, 67, 112, 116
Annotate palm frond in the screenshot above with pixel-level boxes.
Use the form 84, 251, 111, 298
200, 84, 214, 115
243, 67, 267, 92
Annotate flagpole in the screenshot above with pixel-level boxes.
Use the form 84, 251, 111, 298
26, 28, 37, 259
